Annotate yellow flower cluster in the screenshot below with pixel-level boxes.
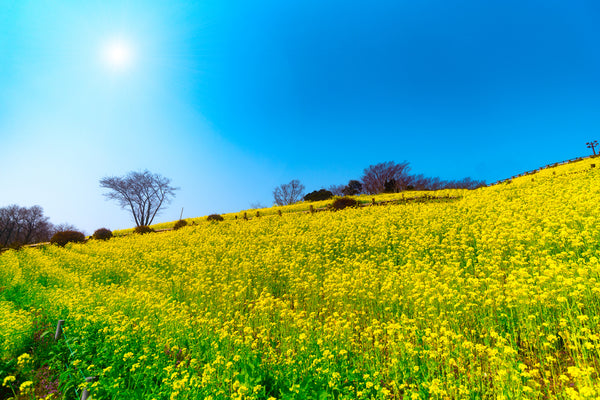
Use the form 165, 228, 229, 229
114, 189, 467, 234
1, 157, 600, 398
0, 300, 33, 359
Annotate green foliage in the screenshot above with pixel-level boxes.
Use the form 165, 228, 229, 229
384, 179, 397, 193
134, 226, 154, 235
342, 180, 363, 196
173, 220, 188, 230
304, 189, 333, 202
92, 228, 113, 240
207, 214, 224, 222
330, 197, 359, 211
50, 231, 85, 247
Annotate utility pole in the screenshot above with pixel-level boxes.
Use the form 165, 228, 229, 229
587, 140, 599, 155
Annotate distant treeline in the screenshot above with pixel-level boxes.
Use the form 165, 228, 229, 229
0, 205, 75, 249
277, 161, 486, 205
330, 161, 486, 195
317, 161, 484, 201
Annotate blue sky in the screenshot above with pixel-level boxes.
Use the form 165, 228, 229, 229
1, 0, 599, 233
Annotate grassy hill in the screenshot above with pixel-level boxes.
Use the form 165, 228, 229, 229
1, 158, 600, 399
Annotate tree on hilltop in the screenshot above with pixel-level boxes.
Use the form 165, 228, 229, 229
327, 184, 345, 196
361, 161, 412, 194
100, 170, 178, 227
342, 180, 363, 196
0, 205, 54, 247
51, 223, 80, 236
273, 179, 305, 206
304, 189, 333, 202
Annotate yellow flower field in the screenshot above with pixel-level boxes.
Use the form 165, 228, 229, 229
1, 158, 600, 399
113, 189, 467, 235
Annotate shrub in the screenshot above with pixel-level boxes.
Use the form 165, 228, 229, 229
330, 197, 359, 211
50, 230, 86, 247
173, 220, 188, 230
93, 228, 113, 240
134, 226, 154, 235
8, 241, 23, 251
207, 214, 224, 222
304, 189, 333, 202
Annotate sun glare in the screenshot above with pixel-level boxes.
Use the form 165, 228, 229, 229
102, 39, 134, 71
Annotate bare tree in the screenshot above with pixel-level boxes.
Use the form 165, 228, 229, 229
328, 184, 345, 197
51, 223, 80, 235
100, 170, 178, 227
426, 177, 445, 191
0, 205, 53, 247
407, 174, 428, 191
0, 205, 25, 247
408, 175, 448, 191
361, 161, 411, 194
0, 204, 20, 247
273, 179, 305, 206
21, 206, 52, 244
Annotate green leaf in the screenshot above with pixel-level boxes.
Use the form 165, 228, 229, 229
39, 330, 51, 339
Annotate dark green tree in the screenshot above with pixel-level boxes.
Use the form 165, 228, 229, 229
304, 189, 334, 202
342, 180, 363, 195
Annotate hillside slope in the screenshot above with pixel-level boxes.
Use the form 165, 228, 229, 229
1, 158, 600, 399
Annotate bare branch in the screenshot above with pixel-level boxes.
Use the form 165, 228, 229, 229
361, 161, 411, 194
100, 170, 178, 227
273, 179, 305, 206
0, 205, 53, 247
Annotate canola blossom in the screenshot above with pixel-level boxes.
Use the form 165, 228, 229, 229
0, 301, 33, 360
1, 158, 600, 399
113, 189, 467, 235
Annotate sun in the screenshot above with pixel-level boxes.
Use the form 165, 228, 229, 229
102, 39, 134, 71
